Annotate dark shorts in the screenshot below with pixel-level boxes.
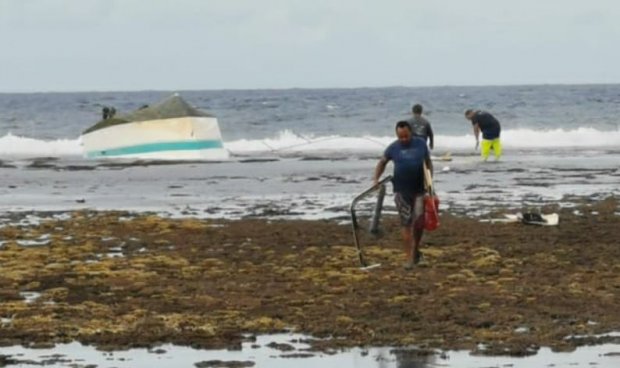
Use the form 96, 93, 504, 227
394, 192, 425, 227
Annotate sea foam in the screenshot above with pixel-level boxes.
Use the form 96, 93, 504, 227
0, 127, 618, 158
225, 127, 620, 155
0, 133, 83, 157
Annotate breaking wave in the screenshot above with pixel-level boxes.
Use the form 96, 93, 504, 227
1, 127, 619, 158
225, 128, 620, 155
0, 133, 83, 157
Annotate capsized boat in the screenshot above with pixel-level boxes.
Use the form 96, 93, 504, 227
81, 94, 229, 160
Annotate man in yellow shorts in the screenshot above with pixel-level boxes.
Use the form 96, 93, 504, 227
465, 109, 502, 161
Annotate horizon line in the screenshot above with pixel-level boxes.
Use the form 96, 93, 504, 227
1, 81, 620, 94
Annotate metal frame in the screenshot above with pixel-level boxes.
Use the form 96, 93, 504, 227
350, 175, 392, 268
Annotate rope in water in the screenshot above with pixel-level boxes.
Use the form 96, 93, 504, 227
227, 133, 388, 156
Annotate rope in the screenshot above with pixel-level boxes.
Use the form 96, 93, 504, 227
228, 133, 388, 156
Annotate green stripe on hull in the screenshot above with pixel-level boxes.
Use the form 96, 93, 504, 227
86, 140, 224, 158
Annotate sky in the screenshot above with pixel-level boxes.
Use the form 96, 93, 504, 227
0, 0, 619, 92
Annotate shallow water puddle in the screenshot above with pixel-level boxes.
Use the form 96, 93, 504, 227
16, 234, 51, 247
0, 334, 618, 368
18, 291, 42, 304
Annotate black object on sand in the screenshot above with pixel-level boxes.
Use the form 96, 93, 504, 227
350, 175, 392, 270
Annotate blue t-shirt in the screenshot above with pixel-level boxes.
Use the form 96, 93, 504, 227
383, 137, 428, 194
472, 111, 501, 140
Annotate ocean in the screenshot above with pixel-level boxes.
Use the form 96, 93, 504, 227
1, 85, 620, 218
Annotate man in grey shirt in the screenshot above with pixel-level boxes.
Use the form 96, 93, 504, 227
407, 104, 434, 150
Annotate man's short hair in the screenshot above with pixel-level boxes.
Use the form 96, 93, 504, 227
395, 120, 412, 131
464, 109, 474, 116
412, 104, 423, 114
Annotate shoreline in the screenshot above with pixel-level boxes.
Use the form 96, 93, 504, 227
0, 198, 619, 356
0, 338, 618, 368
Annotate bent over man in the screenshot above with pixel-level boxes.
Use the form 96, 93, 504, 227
465, 109, 502, 161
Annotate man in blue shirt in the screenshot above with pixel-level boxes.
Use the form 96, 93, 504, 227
465, 109, 502, 161
374, 121, 433, 269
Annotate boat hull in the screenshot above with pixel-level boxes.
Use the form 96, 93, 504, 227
81, 117, 229, 160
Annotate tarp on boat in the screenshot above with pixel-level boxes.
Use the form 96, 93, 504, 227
83, 94, 215, 134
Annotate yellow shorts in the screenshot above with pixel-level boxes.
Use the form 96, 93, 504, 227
481, 138, 502, 160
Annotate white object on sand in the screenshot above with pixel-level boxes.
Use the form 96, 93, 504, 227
481, 213, 559, 226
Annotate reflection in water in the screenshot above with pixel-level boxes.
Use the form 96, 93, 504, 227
0, 333, 618, 368
391, 348, 437, 368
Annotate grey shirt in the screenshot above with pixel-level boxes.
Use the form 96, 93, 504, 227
407, 115, 434, 149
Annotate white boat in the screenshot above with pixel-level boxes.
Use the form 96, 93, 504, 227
81, 94, 229, 160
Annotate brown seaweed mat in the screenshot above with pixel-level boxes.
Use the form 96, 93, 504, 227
0, 198, 618, 356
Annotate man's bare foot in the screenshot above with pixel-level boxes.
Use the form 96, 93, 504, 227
403, 260, 415, 270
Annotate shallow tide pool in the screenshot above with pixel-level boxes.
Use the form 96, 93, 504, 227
1, 333, 619, 368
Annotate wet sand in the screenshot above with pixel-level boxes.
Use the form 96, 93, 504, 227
0, 197, 619, 356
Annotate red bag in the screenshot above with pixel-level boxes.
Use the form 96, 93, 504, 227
424, 194, 440, 231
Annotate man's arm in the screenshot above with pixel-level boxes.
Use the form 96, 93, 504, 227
423, 149, 434, 193
472, 123, 480, 149
427, 122, 434, 150
374, 157, 389, 186
424, 150, 433, 177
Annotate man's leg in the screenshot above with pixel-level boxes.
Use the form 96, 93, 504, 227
395, 193, 415, 268
492, 138, 502, 160
412, 223, 423, 262
412, 194, 425, 264
401, 225, 414, 265
480, 139, 491, 161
